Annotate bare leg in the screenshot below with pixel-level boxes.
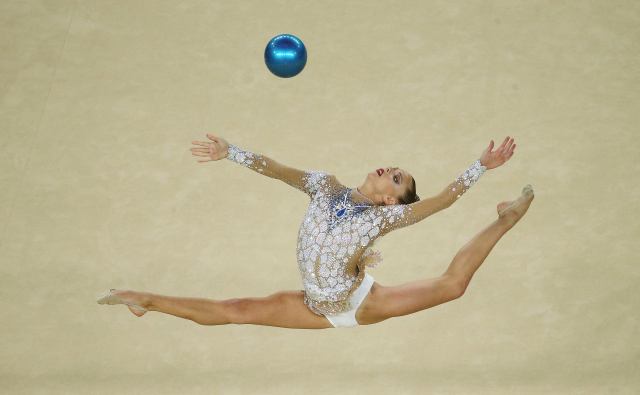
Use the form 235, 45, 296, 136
100, 291, 232, 324
359, 184, 534, 323
445, 184, 535, 289
443, 219, 510, 285
102, 186, 534, 328
100, 289, 333, 329
146, 293, 233, 325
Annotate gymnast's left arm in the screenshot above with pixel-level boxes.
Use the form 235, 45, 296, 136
370, 136, 516, 237
404, 136, 516, 216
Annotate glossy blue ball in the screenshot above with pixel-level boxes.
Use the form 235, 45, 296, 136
264, 34, 307, 78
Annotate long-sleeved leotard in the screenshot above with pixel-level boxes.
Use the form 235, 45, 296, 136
225, 142, 487, 316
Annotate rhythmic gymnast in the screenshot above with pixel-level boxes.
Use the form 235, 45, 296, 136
97, 134, 534, 329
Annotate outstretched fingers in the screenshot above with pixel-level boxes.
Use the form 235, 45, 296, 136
190, 140, 214, 163
498, 136, 509, 151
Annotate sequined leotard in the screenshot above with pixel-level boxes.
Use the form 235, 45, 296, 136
224, 142, 486, 316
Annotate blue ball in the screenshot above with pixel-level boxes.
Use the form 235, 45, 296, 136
264, 34, 307, 78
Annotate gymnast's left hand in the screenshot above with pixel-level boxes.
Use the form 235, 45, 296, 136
479, 136, 515, 170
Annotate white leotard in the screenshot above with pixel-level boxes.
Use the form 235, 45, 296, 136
225, 143, 486, 315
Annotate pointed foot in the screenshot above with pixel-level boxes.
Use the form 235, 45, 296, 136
96, 289, 150, 317
497, 184, 535, 227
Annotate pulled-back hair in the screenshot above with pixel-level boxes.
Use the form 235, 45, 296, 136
398, 177, 419, 205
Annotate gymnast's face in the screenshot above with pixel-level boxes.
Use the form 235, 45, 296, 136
362, 166, 414, 206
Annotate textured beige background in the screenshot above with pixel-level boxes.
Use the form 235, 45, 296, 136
1, 0, 638, 393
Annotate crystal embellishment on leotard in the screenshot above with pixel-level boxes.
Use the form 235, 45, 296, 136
360, 246, 382, 268
296, 184, 407, 316
452, 159, 486, 199
226, 143, 263, 169
224, 142, 486, 316
332, 189, 372, 223
226, 143, 328, 197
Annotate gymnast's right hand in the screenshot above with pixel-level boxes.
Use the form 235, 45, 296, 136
190, 133, 229, 163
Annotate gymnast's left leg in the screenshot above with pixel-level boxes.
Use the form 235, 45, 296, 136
100, 289, 334, 329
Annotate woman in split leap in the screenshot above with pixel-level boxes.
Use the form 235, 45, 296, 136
97, 134, 533, 329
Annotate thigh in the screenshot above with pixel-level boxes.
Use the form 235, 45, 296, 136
229, 290, 334, 329
356, 275, 462, 324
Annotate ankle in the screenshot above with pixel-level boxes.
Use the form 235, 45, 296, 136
138, 291, 154, 310
496, 216, 515, 231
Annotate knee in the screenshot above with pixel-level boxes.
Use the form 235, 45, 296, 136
224, 294, 287, 325
223, 298, 253, 325
447, 275, 469, 299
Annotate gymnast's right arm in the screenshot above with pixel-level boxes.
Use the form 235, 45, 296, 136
190, 133, 326, 197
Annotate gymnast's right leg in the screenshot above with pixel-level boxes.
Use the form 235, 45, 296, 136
99, 289, 334, 329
